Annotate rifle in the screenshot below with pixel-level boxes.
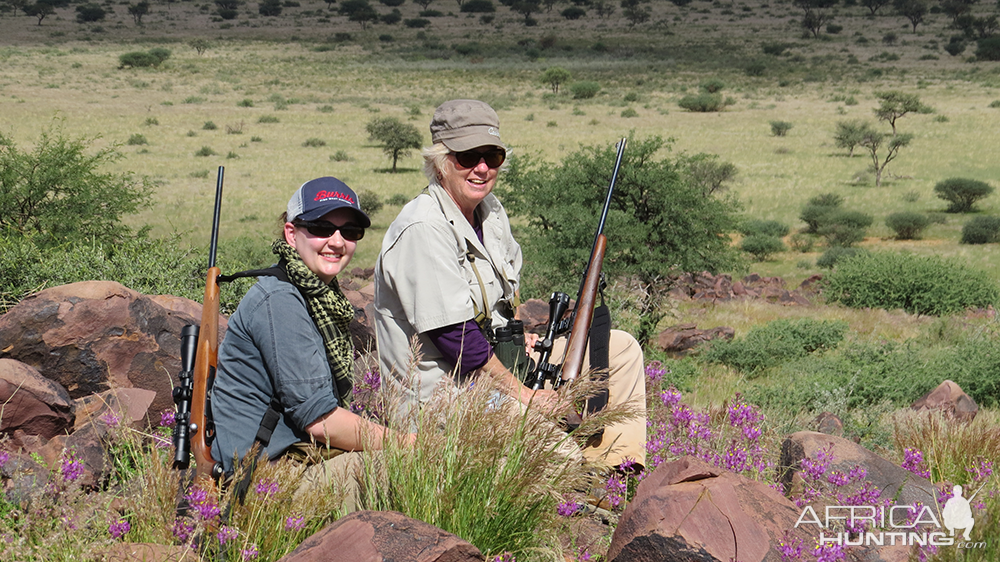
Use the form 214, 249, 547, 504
528, 137, 627, 393
172, 166, 225, 483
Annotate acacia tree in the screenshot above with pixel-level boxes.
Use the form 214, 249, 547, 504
128, 0, 150, 24
859, 127, 913, 188
862, 0, 891, 15
873, 91, 926, 134
541, 67, 571, 93
620, 0, 650, 28
339, 0, 378, 28
892, 0, 928, 32
498, 136, 742, 346
794, 0, 837, 37
365, 117, 422, 173
0, 129, 152, 247
834, 119, 869, 156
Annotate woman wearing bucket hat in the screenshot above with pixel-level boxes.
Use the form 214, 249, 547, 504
373, 100, 647, 470
211, 177, 410, 505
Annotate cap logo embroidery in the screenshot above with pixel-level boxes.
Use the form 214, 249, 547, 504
314, 190, 355, 205
488, 127, 500, 137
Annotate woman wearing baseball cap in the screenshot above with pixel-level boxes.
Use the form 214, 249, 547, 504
211, 177, 409, 506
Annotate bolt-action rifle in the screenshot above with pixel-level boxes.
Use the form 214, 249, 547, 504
172, 166, 225, 483
528, 138, 627, 410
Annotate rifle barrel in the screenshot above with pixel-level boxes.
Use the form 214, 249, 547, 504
207, 166, 224, 269
577, 138, 626, 301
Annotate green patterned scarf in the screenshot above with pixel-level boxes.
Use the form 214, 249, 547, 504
273, 239, 355, 402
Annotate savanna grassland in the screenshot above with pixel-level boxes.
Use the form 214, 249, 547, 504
3, 0, 1000, 280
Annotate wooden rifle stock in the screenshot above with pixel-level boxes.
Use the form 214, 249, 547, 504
558, 234, 606, 385
190, 266, 220, 482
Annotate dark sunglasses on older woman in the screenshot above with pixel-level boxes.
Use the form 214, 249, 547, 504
453, 148, 506, 169
296, 220, 365, 241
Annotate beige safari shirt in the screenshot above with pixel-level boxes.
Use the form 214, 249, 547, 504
374, 181, 522, 409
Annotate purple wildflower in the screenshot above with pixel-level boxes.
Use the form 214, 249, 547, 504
173, 518, 195, 542
847, 465, 866, 483
255, 478, 279, 499
901, 448, 930, 479
241, 544, 259, 561
160, 410, 176, 427
185, 487, 221, 521
285, 514, 306, 532
491, 553, 515, 562
109, 519, 130, 539
659, 387, 682, 408
556, 501, 580, 517
99, 410, 121, 428
0, 451, 8, 469
826, 471, 849, 487
605, 473, 627, 509
967, 459, 993, 483
644, 360, 667, 384
813, 542, 846, 562
576, 548, 593, 562
217, 525, 239, 546
777, 532, 803, 562
60, 450, 84, 482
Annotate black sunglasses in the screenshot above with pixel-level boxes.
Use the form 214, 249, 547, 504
453, 148, 506, 169
295, 220, 365, 241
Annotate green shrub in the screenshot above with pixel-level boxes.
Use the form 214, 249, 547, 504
257, 115, 279, 123
118, 51, 159, 69
460, 0, 495, 11
302, 138, 326, 147
330, 150, 351, 162
387, 193, 410, 206
788, 232, 815, 253
237, 98, 254, 107
358, 189, 383, 215
816, 209, 872, 247
561, 6, 585, 18
147, 48, 172, 65
739, 219, 789, 238
990, 100, 1000, 108
701, 318, 848, 376
404, 17, 430, 27
126, 134, 148, 146
741, 234, 785, 261
620, 108, 638, 118
699, 78, 726, 93
569, 81, 601, 99
76, 4, 106, 22
194, 146, 216, 157
816, 246, 866, 269
678, 92, 724, 112
824, 251, 999, 315
769, 120, 793, 137
975, 36, 1000, 61
960, 215, 1000, 244
202, 121, 218, 130
934, 177, 995, 213
885, 211, 931, 240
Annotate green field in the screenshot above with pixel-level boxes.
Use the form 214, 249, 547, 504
3, 0, 1000, 285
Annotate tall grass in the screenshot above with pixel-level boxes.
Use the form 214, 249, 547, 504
359, 363, 633, 560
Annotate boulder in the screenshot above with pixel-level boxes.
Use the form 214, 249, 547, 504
0, 359, 75, 447
279, 510, 484, 562
911, 380, 978, 422
607, 456, 813, 562
0, 281, 206, 426
813, 411, 844, 437
778, 431, 937, 511
656, 324, 735, 356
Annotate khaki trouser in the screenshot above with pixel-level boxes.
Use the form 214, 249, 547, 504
290, 446, 364, 515
534, 329, 647, 469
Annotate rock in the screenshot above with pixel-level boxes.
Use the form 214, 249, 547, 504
608, 456, 816, 562
517, 298, 553, 335
656, 324, 735, 356
813, 412, 843, 437
911, 380, 978, 422
797, 274, 824, 294
0, 281, 206, 425
279, 510, 484, 562
778, 431, 937, 512
342, 286, 376, 355
0, 359, 75, 447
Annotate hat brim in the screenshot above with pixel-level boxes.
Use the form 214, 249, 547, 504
438, 130, 506, 152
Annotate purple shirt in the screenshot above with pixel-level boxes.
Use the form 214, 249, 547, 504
424, 213, 494, 376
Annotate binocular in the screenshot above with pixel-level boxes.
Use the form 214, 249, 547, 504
494, 320, 533, 383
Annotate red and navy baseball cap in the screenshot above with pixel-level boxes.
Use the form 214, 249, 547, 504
287, 177, 371, 227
